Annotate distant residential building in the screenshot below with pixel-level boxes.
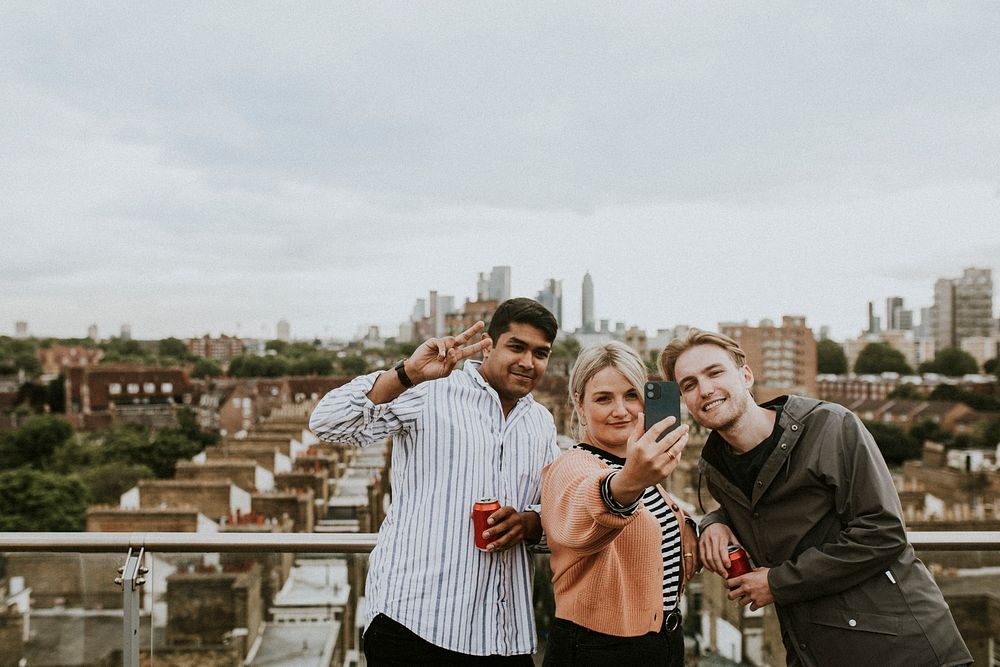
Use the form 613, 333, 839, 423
276, 319, 291, 342
87, 323, 98, 340
477, 266, 511, 303
886, 296, 913, 331
720, 316, 818, 401
63, 365, 191, 430
15, 321, 28, 338
933, 267, 993, 350
187, 334, 245, 362
536, 278, 563, 328
960, 335, 1000, 370
37, 345, 103, 378
844, 329, 935, 372
120, 324, 132, 341
582, 272, 595, 333
446, 298, 498, 336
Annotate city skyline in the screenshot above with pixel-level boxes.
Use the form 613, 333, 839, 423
2, 5, 999, 342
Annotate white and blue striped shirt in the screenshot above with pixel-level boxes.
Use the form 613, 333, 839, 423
309, 360, 559, 656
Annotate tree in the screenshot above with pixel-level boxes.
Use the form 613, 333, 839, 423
0, 468, 89, 531
921, 347, 980, 377
928, 384, 1000, 411
0, 414, 74, 470
78, 462, 154, 505
816, 339, 848, 374
862, 421, 921, 466
887, 383, 922, 400
158, 337, 189, 360
853, 342, 913, 375
909, 419, 948, 446
984, 357, 998, 377
339, 355, 368, 376
191, 358, 223, 379
148, 430, 204, 478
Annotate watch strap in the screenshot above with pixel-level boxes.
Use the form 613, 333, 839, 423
394, 360, 414, 389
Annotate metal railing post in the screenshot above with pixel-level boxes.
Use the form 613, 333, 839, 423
115, 547, 147, 667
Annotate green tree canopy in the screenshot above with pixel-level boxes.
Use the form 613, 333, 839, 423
158, 337, 189, 360
78, 462, 154, 505
928, 384, 1000, 411
919, 347, 980, 377
984, 357, 998, 377
191, 358, 224, 379
0, 467, 89, 531
0, 414, 74, 470
862, 421, 921, 466
817, 339, 848, 374
887, 383, 922, 400
853, 342, 913, 375
97, 425, 204, 478
909, 419, 948, 446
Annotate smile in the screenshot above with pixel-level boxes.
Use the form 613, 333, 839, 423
703, 398, 725, 412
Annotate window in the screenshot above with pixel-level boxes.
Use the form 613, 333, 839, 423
144, 382, 156, 393
161, 382, 173, 393
127, 383, 140, 394
109, 383, 122, 395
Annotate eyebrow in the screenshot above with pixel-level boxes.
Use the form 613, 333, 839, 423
678, 363, 725, 385
507, 337, 551, 353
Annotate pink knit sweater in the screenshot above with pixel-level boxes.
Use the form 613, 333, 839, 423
541, 448, 697, 636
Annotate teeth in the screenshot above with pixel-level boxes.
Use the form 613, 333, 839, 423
703, 398, 724, 411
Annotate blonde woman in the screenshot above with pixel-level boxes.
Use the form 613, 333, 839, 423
542, 342, 698, 667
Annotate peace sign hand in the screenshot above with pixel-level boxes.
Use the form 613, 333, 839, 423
404, 321, 492, 385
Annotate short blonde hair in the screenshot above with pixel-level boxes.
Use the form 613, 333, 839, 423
568, 341, 647, 439
658, 328, 747, 382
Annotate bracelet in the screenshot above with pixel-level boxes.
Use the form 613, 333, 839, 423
394, 360, 414, 389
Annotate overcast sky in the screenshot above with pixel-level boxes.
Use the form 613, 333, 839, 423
2, 2, 998, 343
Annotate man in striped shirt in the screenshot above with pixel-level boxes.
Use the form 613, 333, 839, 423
310, 298, 560, 666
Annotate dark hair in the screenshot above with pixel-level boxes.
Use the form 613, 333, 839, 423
487, 298, 558, 343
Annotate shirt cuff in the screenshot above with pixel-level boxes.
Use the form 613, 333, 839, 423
349, 371, 393, 423
601, 471, 641, 516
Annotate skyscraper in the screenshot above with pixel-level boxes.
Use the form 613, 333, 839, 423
491, 266, 511, 302
87, 324, 99, 341
14, 321, 28, 338
276, 319, 291, 342
932, 267, 993, 350
536, 279, 563, 328
582, 272, 595, 333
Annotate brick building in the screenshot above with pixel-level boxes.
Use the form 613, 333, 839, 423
64, 365, 191, 430
720, 316, 818, 401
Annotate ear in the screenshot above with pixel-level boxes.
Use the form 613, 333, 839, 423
481, 335, 492, 361
741, 364, 755, 390
572, 392, 584, 415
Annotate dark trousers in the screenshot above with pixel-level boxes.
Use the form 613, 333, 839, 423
542, 616, 684, 667
363, 613, 535, 667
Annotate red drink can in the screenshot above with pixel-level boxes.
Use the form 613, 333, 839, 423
472, 497, 501, 551
726, 545, 752, 579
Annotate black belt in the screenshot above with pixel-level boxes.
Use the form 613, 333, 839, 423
662, 609, 682, 633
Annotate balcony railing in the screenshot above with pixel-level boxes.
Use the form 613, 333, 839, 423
2, 530, 999, 667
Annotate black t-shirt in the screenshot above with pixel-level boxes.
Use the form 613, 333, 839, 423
716, 407, 783, 500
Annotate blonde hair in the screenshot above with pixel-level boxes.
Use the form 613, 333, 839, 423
658, 328, 747, 381
568, 341, 647, 439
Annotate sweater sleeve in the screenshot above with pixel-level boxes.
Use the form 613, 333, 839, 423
541, 450, 639, 557
768, 411, 909, 605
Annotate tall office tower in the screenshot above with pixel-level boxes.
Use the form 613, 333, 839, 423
87, 324, 99, 340
933, 268, 994, 350
411, 298, 427, 323
276, 319, 291, 342
14, 321, 28, 338
720, 316, 818, 401
477, 273, 490, 301
582, 272, 595, 333
488, 266, 511, 302
536, 279, 563, 327
120, 324, 132, 341
886, 297, 904, 330
866, 302, 880, 334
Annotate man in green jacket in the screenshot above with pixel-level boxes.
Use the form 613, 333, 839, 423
660, 328, 972, 667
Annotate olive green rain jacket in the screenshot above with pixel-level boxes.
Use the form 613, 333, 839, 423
699, 395, 972, 667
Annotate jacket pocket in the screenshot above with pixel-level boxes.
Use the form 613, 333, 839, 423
809, 607, 899, 636
805, 607, 902, 666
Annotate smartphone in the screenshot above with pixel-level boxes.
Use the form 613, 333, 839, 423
644, 381, 682, 442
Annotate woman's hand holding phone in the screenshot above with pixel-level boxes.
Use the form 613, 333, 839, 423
608, 413, 689, 506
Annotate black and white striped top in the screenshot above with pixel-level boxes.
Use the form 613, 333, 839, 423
576, 444, 682, 612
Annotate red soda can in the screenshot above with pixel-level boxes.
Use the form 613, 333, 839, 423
472, 497, 501, 551
726, 545, 752, 579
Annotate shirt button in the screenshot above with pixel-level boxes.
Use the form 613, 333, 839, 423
848, 619, 857, 627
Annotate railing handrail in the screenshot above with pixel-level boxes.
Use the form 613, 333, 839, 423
2, 530, 1000, 553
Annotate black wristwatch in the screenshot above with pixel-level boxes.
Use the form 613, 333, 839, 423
394, 359, 414, 389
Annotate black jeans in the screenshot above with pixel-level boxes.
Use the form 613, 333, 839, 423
363, 613, 535, 667
542, 616, 684, 667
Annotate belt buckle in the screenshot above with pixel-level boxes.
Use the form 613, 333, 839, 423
664, 610, 681, 632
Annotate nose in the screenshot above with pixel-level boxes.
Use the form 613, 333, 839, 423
611, 398, 629, 416
517, 350, 534, 368
698, 379, 715, 397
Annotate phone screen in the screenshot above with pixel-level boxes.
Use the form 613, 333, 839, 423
644, 381, 682, 442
